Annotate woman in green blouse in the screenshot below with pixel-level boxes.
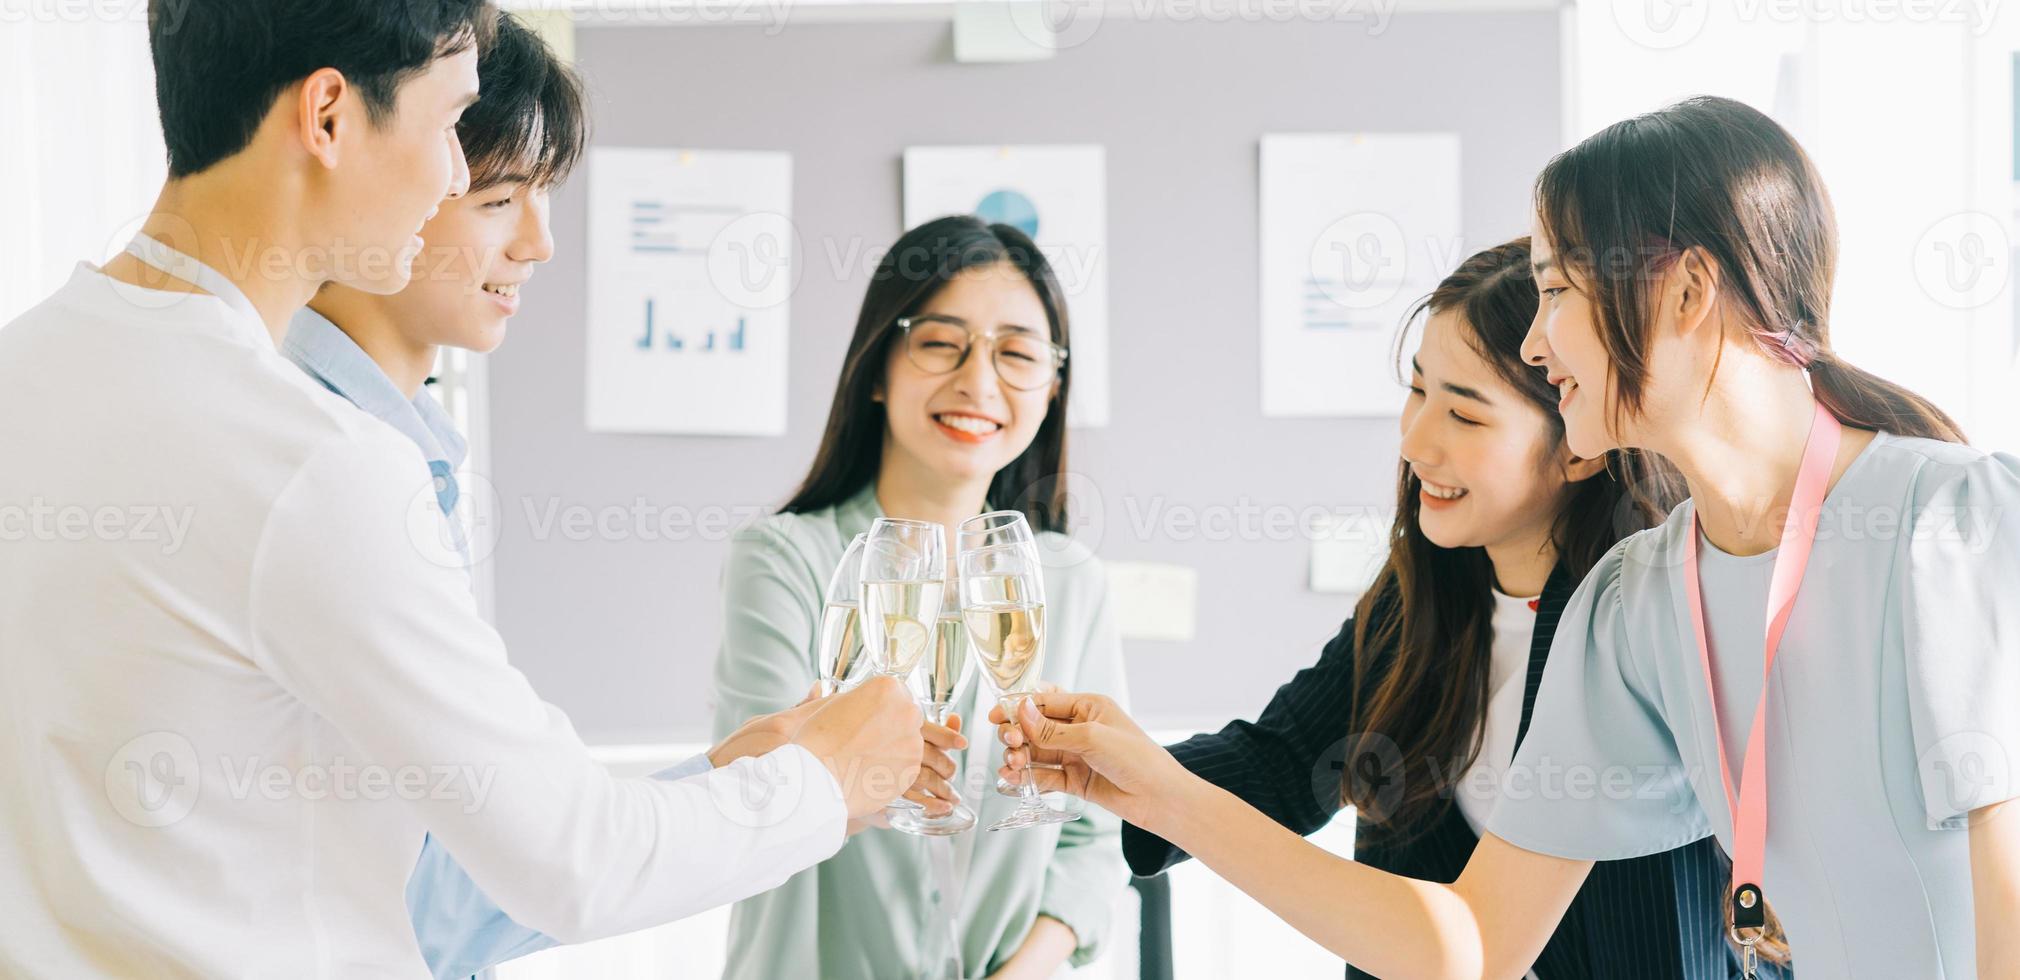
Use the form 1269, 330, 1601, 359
709, 215, 1130, 980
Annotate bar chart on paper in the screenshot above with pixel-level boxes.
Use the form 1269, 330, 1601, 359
584, 148, 793, 435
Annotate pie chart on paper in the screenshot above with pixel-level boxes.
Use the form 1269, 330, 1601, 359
975, 189, 1041, 239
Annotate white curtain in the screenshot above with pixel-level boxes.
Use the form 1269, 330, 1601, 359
0, 7, 166, 325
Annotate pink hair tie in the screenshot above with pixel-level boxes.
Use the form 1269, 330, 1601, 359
1778, 325, 1813, 368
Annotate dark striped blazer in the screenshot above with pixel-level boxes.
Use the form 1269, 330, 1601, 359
1122, 565, 1793, 980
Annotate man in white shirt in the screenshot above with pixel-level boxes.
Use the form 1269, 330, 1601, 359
0, 3, 922, 976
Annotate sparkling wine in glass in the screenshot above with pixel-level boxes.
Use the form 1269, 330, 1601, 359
958, 515, 1077, 831
818, 534, 871, 697
861, 579, 944, 678
861, 518, 946, 819
889, 590, 979, 837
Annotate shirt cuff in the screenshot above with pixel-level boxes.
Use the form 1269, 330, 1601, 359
650, 751, 714, 782
1121, 821, 1186, 877
1038, 880, 1116, 968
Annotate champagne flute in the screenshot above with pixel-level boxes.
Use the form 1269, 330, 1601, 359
860, 519, 947, 678
889, 584, 978, 837
956, 509, 1034, 554
861, 518, 947, 818
960, 513, 1067, 799
818, 533, 870, 697
957, 513, 1072, 796
957, 515, 1077, 831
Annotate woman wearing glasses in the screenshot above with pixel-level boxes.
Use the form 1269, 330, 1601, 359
708, 215, 1129, 980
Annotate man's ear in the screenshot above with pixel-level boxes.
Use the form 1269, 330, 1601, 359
296, 68, 348, 169
1670, 246, 1722, 343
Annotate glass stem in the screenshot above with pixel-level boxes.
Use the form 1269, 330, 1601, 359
926, 701, 961, 811
1009, 695, 1045, 808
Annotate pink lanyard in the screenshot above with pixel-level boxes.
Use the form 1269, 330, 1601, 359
1680, 400, 1841, 977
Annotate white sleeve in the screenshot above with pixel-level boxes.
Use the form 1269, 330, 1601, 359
246, 434, 846, 943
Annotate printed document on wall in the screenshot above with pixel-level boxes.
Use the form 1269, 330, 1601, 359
1259, 133, 1462, 417
584, 147, 793, 435
903, 144, 1110, 428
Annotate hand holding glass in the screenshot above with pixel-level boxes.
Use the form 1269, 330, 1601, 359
958, 512, 1077, 831
861, 519, 946, 819
888, 585, 978, 836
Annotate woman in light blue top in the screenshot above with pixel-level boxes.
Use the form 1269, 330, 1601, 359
710, 215, 1129, 980
990, 96, 2020, 979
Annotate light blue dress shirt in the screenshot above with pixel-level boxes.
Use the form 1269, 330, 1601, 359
282, 308, 714, 979
282, 308, 468, 518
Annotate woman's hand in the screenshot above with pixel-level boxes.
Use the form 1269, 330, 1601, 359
901, 714, 968, 818
823, 708, 969, 834
989, 692, 1187, 829
983, 914, 1077, 980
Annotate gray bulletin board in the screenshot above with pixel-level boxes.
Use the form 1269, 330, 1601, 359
487, 12, 1563, 743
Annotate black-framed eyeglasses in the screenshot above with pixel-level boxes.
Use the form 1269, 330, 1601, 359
895, 315, 1068, 392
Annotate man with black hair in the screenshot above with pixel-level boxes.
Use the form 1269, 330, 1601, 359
0, 3, 924, 975
275, 15, 748, 977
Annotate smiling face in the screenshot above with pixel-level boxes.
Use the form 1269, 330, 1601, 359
1518, 218, 1630, 460
379, 180, 554, 353
1520, 216, 1723, 460
322, 47, 480, 294
877, 263, 1058, 490
1402, 308, 1580, 554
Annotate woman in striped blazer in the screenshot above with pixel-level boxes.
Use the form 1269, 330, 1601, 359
1109, 239, 1791, 978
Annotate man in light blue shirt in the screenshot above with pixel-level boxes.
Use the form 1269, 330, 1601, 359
285, 14, 957, 976
283, 308, 469, 535
4, 2, 927, 973
287, 303, 728, 973
280, 15, 722, 977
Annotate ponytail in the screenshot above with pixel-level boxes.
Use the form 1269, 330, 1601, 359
1807, 350, 1965, 443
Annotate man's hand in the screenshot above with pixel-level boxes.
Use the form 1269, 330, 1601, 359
708, 683, 825, 769
793, 676, 925, 819
990, 692, 1185, 827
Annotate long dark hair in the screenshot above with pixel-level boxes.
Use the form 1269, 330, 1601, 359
1534, 95, 1963, 443
781, 215, 1073, 530
1346, 239, 1684, 838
